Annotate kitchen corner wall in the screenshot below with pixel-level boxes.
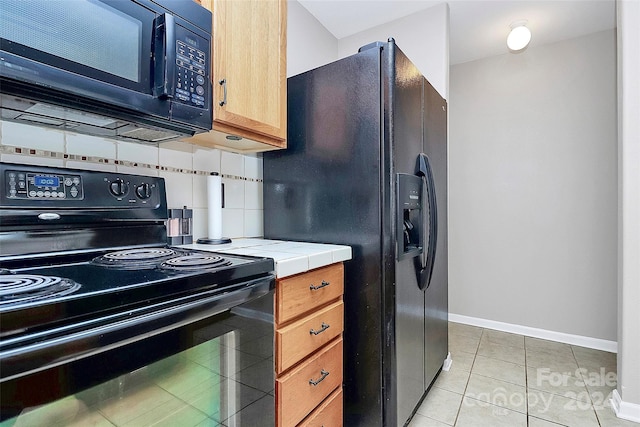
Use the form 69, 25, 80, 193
0, 120, 263, 239
287, 0, 339, 77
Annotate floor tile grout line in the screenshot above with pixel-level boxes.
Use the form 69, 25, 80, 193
570, 345, 606, 427
459, 327, 531, 423
450, 327, 483, 426
460, 394, 529, 417
467, 371, 527, 388
477, 338, 528, 362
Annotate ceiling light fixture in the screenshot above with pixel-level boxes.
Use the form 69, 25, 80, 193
507, 20, 532, 52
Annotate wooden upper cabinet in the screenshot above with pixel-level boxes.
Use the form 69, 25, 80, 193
186, 0, 287, 152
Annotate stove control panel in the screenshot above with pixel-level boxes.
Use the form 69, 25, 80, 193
1, 163, 167, 213
6, 171, 84, 200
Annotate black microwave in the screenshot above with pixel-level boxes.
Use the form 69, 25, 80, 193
0, 0, 212, 143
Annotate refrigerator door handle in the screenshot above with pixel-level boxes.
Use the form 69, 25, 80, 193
415, 153, 438, 290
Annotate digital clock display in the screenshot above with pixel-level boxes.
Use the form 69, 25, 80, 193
185, 35, 198, 47
34, 176, 60, 188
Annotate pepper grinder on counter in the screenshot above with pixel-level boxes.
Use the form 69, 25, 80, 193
167, 207, 193, 245
197, 172, 231, 245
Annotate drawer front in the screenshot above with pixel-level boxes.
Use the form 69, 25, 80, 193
276, 300, 343, 373
277, 263, 344, 324
298, 387, 343, 427
276, 338, 343, 427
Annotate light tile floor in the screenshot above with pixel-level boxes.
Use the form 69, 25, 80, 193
409, 322, 636, 427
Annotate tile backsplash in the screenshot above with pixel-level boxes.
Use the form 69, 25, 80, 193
0, 120, 264, 239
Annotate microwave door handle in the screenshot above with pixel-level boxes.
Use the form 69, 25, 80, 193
153, 13, 176, 99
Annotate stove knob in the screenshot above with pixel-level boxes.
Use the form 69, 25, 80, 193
109, 178, 129, 197
136, 183, 151, 199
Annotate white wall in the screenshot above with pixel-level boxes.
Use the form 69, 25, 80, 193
288, 0, 449, 97
449, 30, 618, 342
287, 0, 339, 77
337, 2, 449, 100
615, 0, 640, 421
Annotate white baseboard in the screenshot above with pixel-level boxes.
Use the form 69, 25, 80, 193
611, 389, 640, 423
448, 313, 618, 353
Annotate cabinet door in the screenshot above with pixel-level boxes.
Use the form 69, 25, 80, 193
213, 0, 287, 143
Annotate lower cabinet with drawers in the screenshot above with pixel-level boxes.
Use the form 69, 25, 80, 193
275, 263, 344, 426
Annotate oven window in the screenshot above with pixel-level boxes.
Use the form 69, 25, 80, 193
0, 294, 275, 426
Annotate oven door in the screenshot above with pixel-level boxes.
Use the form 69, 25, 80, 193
0, 278, 275, 426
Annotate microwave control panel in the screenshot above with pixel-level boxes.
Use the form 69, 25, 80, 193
174, 29, 209, 109
5, 171, 84, 201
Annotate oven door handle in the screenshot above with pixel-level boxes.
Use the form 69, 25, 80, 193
0, 276, 274, 383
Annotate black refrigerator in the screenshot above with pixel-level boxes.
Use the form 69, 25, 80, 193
263, 39, 448, 427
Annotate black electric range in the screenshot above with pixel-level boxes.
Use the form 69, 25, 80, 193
0, 163, 275, 413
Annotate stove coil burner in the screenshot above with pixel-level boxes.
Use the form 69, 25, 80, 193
0, 274, 81, 305
160, 254, 231, 271
92, 248, 178, 270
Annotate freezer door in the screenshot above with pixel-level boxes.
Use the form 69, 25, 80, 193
423, 78, 449, 390
391, 46, 428, 426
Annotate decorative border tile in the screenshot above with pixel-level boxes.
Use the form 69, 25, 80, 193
0, 145, 261, 182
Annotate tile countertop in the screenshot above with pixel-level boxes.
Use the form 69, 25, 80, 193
180, 238, 352, 278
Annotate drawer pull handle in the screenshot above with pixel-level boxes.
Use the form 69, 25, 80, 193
219, 79, 227, 106
310, 280, 330, 291
310, 322, 330, 335
309, 369, 329, 386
